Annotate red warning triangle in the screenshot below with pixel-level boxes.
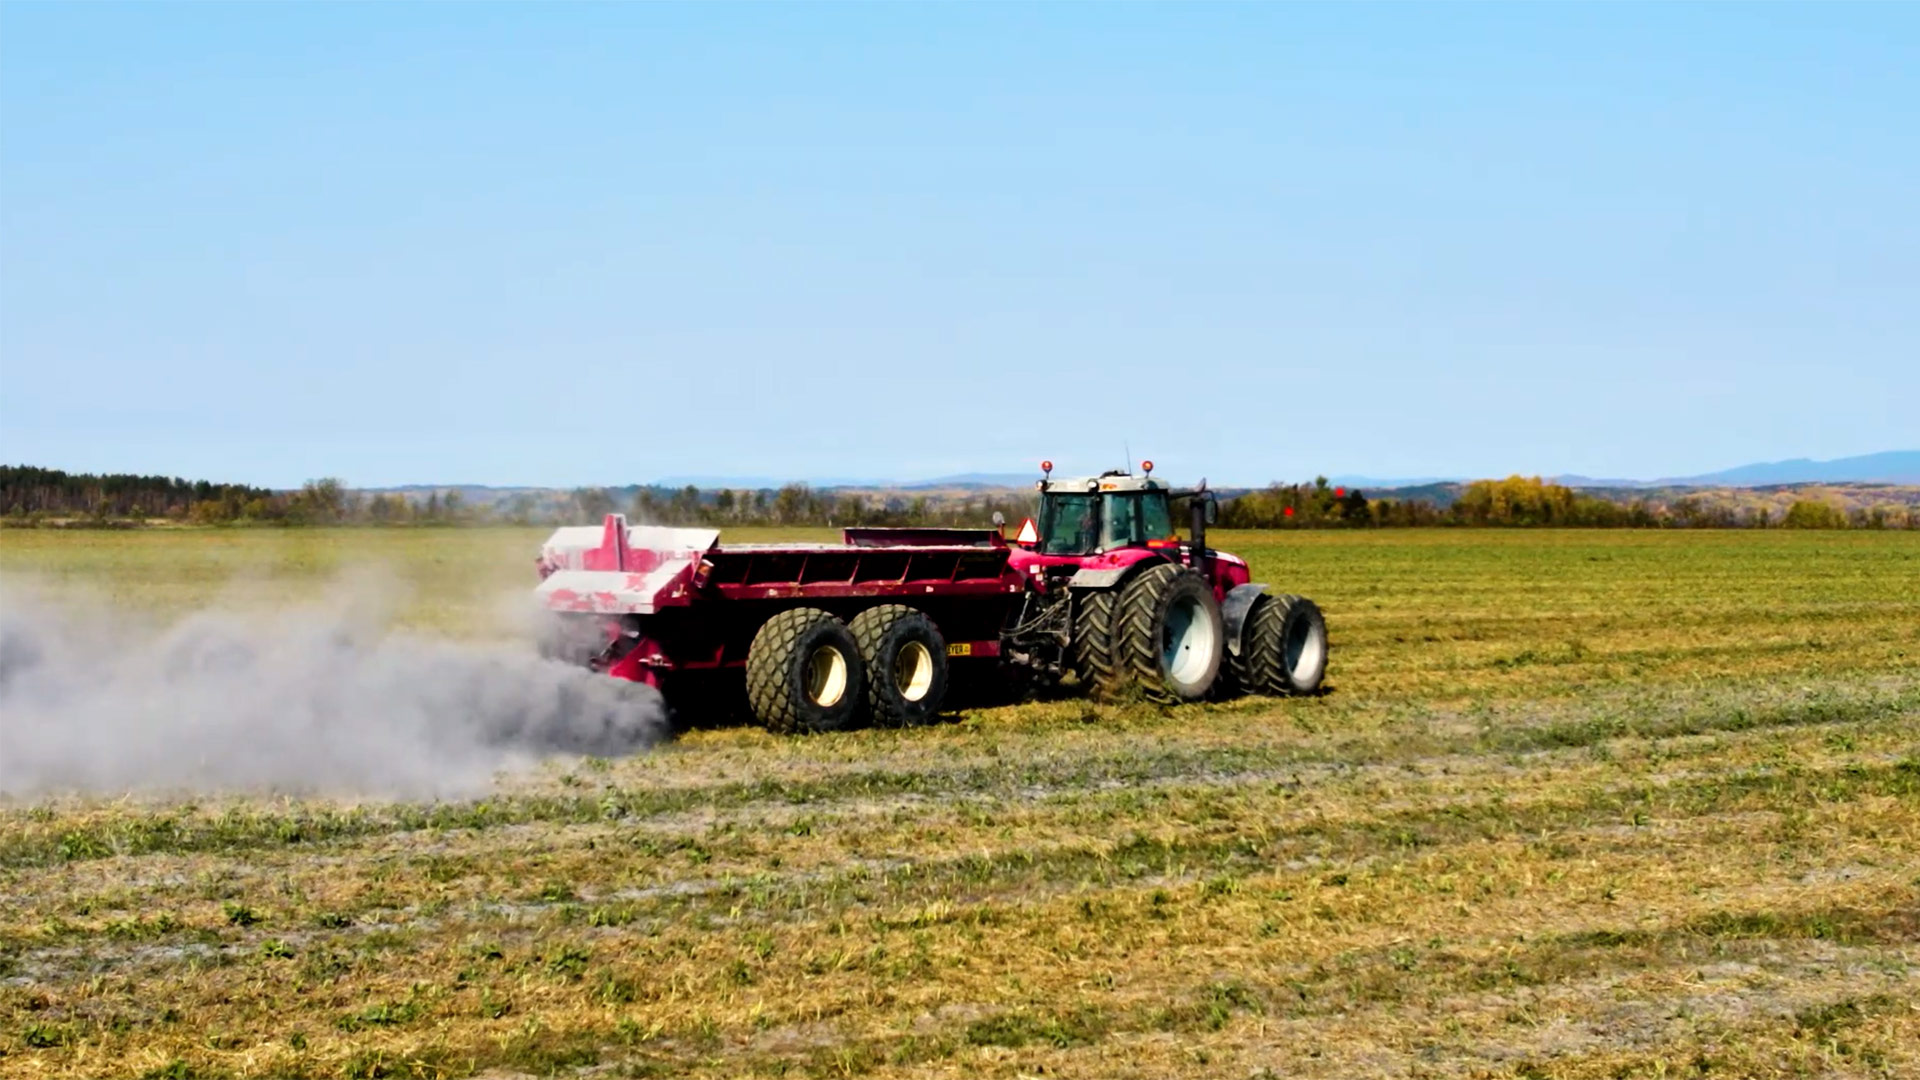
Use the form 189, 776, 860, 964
1015, 517, 1039, 544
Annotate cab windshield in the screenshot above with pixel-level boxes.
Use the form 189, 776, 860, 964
1039, 491, 1174, 555
1038, 494, 1101, 555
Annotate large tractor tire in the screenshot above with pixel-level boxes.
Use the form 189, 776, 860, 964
1071, 589, 1122, 692
849, 605, 948, 727
745, 608, 866, 733
1116, 563, 1225, 702
1231, 593, 1328, 697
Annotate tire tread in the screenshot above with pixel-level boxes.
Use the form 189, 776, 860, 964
849, 605, 944, 727
1231, 593, 1326, 697
1072, 590, 1121, 693
746, 607, 839, 733
1116, 563, 1220, 702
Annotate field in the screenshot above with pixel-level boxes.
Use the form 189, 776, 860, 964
2, 527, 1918, 1079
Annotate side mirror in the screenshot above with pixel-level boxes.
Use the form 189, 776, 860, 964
991, 511, 1006, 528
1204, 498, 1218, 525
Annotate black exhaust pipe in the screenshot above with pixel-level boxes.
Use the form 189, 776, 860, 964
1189, 487, 1210, 583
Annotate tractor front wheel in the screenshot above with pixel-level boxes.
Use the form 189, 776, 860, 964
746, 608, 867, 733
1116, 563, 1224, 702
1232, 594, 1328, 696
849, 605, 949, 727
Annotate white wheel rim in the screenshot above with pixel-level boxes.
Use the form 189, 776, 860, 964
806, 645, 848, 707
1162, 595, 1217, 687
1284, 613, 1324, 683
894, 641, 934, 702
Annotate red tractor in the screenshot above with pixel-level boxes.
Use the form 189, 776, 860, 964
535, 462, 1327, 731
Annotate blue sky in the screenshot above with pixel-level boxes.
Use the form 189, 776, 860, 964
1, 3, 1914, 488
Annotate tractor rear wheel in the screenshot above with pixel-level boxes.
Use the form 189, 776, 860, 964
849, 605, 948, 727
1116, 563, 1224, 702
746, 608, 866, 733
1071, 589, 1122, 693
1231, 593, 1328, 696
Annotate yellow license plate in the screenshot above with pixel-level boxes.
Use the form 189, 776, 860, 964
947, 643, 972, 657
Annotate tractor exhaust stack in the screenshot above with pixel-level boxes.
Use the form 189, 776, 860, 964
1189, 483, 1212, 584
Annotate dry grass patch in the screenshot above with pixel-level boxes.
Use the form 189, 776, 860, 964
2, 529, 1917, 1077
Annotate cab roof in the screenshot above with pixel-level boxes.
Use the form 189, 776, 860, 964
1039, 471, 1169, 494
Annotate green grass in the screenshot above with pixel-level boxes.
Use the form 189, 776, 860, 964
1, 527, 1918, 1079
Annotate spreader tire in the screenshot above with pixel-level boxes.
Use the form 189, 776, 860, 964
1116, 563, 1224, 702
745, 608, 866, 733
849, 605, 949, 727
1071, 588, 1122, 693
1231, 593, 1328, 697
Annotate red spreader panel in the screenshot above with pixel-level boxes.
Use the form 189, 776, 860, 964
702, 544, 1023, 601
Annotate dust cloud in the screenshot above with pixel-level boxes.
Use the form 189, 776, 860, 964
0, 576, 664, 799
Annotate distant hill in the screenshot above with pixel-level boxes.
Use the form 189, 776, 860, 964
904, 472, 1038, 490
651, 472, 1038, 490
1660, 451, 1920, 487
11, 461, 1917, 530
1235, 453, 1920, 491
1368, 481, 1469, 507
1539, 452, 1920, 490
652, 475, 884, 490
364, 452, 1917, 494
1549, 475, 1647, 488
1326, 474, 1464, 488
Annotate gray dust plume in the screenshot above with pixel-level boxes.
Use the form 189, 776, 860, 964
0, 578, 664, 799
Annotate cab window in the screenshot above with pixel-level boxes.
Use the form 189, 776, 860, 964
1038, 494, 1100, 555
1103, 493, 1173, 548
1141, 493, 1173, 541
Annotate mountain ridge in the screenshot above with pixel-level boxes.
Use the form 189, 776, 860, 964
345, 451, 1919, 495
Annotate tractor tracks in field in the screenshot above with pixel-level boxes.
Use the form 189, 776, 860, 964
10, 747, 1915, 990
1166, 946, 1918, 1080
7, 710, 1903, 924
5, 678, 1913, 873
5, 679, 1914, 995
5, 687, 1913, 931
603, 893, 1920, 1080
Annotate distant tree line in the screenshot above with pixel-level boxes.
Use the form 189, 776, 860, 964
1, 466, 279, 522
581, 484, 1035, 530
7, 466, 1914, 530
1221, 475, 1919, 530
0, 469, 474, 526
0, 468, 1033, 530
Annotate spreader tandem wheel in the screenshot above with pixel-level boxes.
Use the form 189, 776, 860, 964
1117, 562, 1225, 702
1231, 593, 1328, 697
746, 608, 866, 733
849, 605, 949, 727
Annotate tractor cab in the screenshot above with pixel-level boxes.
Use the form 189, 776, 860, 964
1031, 465, 1178, 556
